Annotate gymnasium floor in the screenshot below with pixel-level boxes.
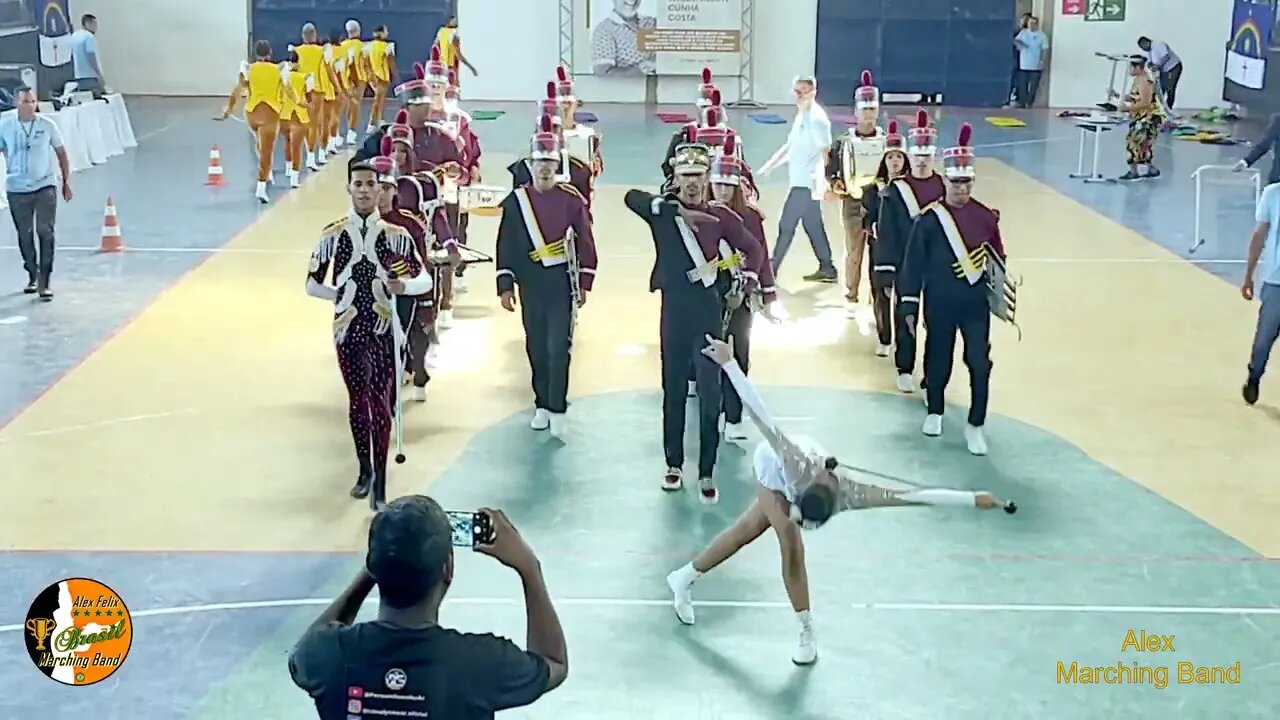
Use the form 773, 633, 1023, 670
0, 97, 1278, 719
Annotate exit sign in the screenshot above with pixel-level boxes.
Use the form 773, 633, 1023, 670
1084, 0, 1126, 21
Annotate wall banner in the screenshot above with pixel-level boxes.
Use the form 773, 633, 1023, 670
574, 0, 743, 77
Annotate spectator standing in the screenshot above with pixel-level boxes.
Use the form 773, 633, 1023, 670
1241, 182, 1280, 405
1236, 113, 1280, 186
1013, 16, 1049, 108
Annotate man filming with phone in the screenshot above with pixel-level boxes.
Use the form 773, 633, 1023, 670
289, 496, 568, 719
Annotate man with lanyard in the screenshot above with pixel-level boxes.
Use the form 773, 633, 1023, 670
494, 115, 597, 438
826, 70, 885, 307
895, 124, 1005, 456
877, 110, 944, 394
623, 131, 765, 504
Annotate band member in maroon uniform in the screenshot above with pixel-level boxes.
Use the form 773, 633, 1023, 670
509, 83, 594, 203
495, 116, 598, 439
709, 135, 776, 442
661, 70, 718, 186
877, 110, 944, 394
896, 124, 1005, 456
305, 160, 433, 510
864, 120, 908, 356
624, 129, 766, 504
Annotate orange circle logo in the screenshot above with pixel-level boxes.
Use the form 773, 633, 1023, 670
24, 578, 132, 685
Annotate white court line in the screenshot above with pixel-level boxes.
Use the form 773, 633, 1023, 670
2, 596, 1277, 633
0, 408, 198, 442
0, 246, 1245, 265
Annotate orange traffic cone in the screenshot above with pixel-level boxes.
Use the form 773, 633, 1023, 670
205, 145, 225, 186
100, 196, 124, 252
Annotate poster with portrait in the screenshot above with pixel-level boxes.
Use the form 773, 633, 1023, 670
1226, 0, 1275, 90
575, 0, 742, 77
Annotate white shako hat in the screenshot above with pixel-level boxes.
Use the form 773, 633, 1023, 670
423, 45, 449, 86
695, 100, 730, 149
906, 109, 938, 157
884, 119, 904, 152
530, 114, 560, 161
670, 124, 711, 175
537, 81, 559, 125
941, 123, 976, 179
368, 153, 398, 186
555, 65, 575, 105
394, 63, 431, 105
387, 109, 414, 148
709, 134, 743, 185
854, 69, 879, 109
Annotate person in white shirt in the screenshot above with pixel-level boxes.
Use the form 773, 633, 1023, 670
759, 75, 837, 283
664, 334, 1015, 666
1137, 36, 1181, 109
69, 14, 106, 93
1241, 182, 1280, 405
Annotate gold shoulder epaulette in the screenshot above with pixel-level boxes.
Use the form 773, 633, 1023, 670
556, 182, 586, 202
922, 200, 942, 213
321, 217, 347, 236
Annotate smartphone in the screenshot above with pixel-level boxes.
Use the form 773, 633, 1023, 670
445, 510, 494, 548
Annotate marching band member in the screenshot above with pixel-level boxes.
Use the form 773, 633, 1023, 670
280, 51, 316, 188
305, 159, 432, 510
444, 71, 481, 268
289, 24, 337, 169
363, 25, 396, 132
665, 334, 1015, 666
553, 66, 603, 193
217, 41, 290, 203
624, 131, 765, 504
495, 116, 597, 438
877, 110, 944, 393
826, 70, 884, 306
863, 121, 908, 356
709, 135, 777, 442
508, 85, 593, 201
373, 152, 429, 385
695, 100, 758, 202
895, 124, 1004, 456
338, 20, 368, 146
661, 71, 718, 188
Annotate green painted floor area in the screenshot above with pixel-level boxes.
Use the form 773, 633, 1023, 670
197, 388, 1280, 719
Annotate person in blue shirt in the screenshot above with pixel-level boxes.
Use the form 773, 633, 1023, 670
70, 14, 106, 93
1236, 113, 1280, 186
0, 86, 73, 300
1242, 182, 1280, 405
1013, 16, 1049, 109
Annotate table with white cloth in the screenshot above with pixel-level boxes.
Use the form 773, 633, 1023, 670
0, 93, 138, 210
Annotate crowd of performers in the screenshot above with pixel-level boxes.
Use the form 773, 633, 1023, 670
296, 49, 1020, 663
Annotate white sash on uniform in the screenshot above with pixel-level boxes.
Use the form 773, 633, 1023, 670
929, 205, 984, 285
515, 188, 564, 267
893, 179, 923, 218
676, 217, 716, 287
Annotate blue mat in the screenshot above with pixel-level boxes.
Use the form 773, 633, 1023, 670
575, 111, 598, 123
748, 112, 787, 124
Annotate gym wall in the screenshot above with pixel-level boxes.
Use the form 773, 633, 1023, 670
1047, 0, 1233, 109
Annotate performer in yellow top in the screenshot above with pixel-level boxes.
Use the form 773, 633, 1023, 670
363, 24, 397, 133
433, 15, 477, 90
339, 19, 368, 146
281, 50, 317, 187
325, 29, 351, 154
290, 23, 338, 169
217, 40, 292, 203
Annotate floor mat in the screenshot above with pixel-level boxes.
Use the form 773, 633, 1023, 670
986, 116, 1026, 128
655, 111, 693, 123
470, 110, 505, 121
748, 112, 787, 124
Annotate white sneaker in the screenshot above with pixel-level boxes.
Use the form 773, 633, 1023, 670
312, 151, 325, 168
289, 170, 301, 188
411, 386, 426, 403
965, 424, 988, 456
662, 466, 683, 491
725, 421, 747, 441
793, 624, 817, 665
896, 374, 915, 393
424, 345, 439, 369
346, 130, 358, 145
875, 344, 890, 357
438, 309, 454, 329
922, 414, 943, 437
254, 181, 268, 204
666, 567, 697, 625
687, 380, 696, 398
365, 124, 378, 133
698, 476, 719, 504
530, 408, 550, 430
548, 412, 566, 439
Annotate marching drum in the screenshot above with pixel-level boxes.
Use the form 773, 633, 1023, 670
459, 185, 505, 216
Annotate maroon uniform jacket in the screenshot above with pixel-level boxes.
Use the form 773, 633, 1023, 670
395, 174, 456, 253
495, 183, 597, 296
739, 204, 776, 303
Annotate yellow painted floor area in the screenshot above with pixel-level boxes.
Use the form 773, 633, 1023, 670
0, 157, 1276, 556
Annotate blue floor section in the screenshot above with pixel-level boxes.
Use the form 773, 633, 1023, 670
0, 100, 1265, 424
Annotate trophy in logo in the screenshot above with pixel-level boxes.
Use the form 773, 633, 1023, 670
26, 617, 56, 652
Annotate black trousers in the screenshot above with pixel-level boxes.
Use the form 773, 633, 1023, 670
869, 267, 894, 346
520, 283, 573, 413
446, 203, 470, 277
922, 293, 991, 426
1015, 70, 1042, 108
894, 293, 920, 375
8, 186, 57, 286
721, 305, 753, 424
396, 294, 433, 388
661, 298, 721, 477
1160, 64, 1183, 109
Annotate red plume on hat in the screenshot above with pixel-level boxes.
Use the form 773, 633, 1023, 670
916, 109, 929, 129
685, 124, 697, 143
888, 120, 899, 135
705, 108, 720, 127
395, 109, 409, 124
701, 67, 711, 84
413, 62, 425, 80
957, 123, 972, 146
861, 70, 872, 87
711, 89, 721, 107
546, 81, 555, 99
540, 114, 553, 133
724, 133, 736, 155
556, 66, 568, 83
448, 70, 457, 86
431, 46, 441, 62
380, 136, 392, 156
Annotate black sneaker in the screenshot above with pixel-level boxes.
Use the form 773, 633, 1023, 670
1118, 171, 1141, 181
1143, 168, 1161, 179
350, 471, 372, 499
803, 269, 838, 283
38, 288, 53, 302
1243, 380, 1260, 406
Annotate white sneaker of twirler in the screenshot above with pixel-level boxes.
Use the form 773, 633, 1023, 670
666, 568, 696, 625
530, 408, 550, 431
793, 624, 817, 665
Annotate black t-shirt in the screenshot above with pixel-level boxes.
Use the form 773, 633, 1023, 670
289, 621, 551, 719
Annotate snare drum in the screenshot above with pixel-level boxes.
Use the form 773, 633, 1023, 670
460, 185, 505, 217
